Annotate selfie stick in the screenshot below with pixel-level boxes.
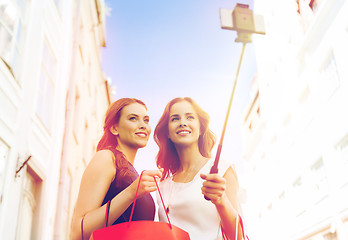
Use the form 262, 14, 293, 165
205, 4, 265, 201
208, 42, 246, 176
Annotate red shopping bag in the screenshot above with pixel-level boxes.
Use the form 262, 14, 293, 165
90, 171, 190, 240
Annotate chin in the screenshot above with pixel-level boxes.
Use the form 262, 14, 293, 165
174, 140, 195, 147
138, 143, 147, 148
135, 140, 148, 148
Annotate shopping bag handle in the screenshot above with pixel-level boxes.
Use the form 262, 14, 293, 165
154, 174, 172, 228
221, 213, 248, 240
129, 170, 172, 228
103, 170, 172, 229
104, 201, 111, 228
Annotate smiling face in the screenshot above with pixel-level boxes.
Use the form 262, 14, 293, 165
168, 101, 200, 147
111, 103, 151, 150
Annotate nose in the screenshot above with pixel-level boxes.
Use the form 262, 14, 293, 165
179, 119, 188, 127
139, 120, 147, 129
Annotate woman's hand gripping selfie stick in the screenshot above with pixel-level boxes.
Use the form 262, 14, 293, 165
205, 43, 246, 201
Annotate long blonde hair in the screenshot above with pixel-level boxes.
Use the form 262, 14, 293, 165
154, 97, 216, 179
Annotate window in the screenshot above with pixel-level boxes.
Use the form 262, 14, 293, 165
73, 88, 82, 144
82, 120, 91, 162
291, 176, 305, 214
323, 231, 338, 240
0, 139, 10, 207
36, 41, 57, 130
319, 52, 340, 97
310, 158, 329, 203
64, 173, 71, 211
337, 136, 348, 164
0, 0, 27, 79
54, 0, 62, 15
293, 177, 302, 188
279, 191, 285, 201
335, 135, 348, 188
16, 168, 41, 240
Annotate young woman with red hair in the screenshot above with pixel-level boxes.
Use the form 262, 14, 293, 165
154, 97, 244, 240
71, 98, 162, 240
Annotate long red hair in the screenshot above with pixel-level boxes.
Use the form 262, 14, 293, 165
154, 97, 216, 179
97, 98, 147, 184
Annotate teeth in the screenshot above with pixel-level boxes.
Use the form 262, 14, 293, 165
136, 133, 147, 137
178, 131, 190, 134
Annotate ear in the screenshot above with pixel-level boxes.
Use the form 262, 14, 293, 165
110, 125, 119, 136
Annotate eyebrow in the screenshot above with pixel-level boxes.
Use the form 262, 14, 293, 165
128, 114, 149, 118
170, 113, 195, 118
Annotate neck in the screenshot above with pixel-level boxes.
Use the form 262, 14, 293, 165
176, 143, 205, 172
116, 143, 137, 165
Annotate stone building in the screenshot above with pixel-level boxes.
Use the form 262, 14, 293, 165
241, 0, 348, 239
0, 1, 111, 239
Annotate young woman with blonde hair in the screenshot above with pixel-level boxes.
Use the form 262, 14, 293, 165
154, 97, 244, 240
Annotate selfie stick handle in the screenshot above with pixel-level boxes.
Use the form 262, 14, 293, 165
205, 42, 246, 201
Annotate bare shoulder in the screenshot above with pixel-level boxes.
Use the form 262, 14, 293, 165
73, 149, 117, 223
85, 149, 116, 177
93, 149, 115, 162
223, 165, 241, 211
223, 166, 239, 188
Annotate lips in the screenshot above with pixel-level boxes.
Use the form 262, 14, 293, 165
176, 129, 191, 135
135, 132, 148, 138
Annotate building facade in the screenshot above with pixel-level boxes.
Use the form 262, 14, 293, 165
0, 0, 110, 239
241, 0, 348, 239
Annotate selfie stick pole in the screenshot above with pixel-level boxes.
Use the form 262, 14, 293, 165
204, 43, 247, 201
205, 4, 265, 201
208, 42, 246, 176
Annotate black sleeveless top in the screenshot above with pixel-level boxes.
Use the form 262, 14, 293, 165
101, 148, 155, 225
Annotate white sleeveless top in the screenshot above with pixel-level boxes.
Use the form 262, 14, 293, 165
156, 158, 232, 240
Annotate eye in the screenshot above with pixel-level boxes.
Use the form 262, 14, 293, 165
129, 116, 137, 121
144, 118, 150, 123
171, 117, 179, 122
187, 115, 195, 120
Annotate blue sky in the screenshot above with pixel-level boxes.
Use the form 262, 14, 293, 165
101, 0, 257, 175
